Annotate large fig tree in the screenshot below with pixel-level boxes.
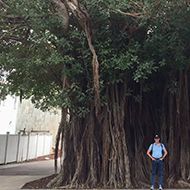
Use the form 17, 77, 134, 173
0, 0, 190, 188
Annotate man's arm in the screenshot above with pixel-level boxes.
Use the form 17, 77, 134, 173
160, 149, 167, 161
147, 149, 156, 161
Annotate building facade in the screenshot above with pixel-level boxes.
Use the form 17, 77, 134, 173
0, 96, 61, 146
0, 95, 18, 134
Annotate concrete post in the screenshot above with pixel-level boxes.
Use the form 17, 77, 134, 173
35, 133, 39, 158
26, 132, 31, 160
4, 132, 10, 164
43, 133, 46, 155
16, 132, 21, 162
50, 135, 53, 154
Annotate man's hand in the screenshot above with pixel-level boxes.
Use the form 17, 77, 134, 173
160, 149, 168, 161
147, 149, 156, 161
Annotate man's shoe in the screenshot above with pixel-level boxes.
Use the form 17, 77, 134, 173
150, 186, 154, 190
159, 185, 163, 190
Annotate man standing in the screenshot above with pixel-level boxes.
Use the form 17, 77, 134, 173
147, 135, 168, 190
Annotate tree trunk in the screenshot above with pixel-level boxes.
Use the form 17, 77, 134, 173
64, 0, 102, 125
177, 68, 190, 182
48, 83, 132, 188
49, 66, 190, 188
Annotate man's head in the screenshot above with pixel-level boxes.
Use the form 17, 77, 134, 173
154, 134, 160, 142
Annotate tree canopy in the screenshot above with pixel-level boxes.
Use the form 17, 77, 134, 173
1, 0, 189, 108
1, 0, 190, 188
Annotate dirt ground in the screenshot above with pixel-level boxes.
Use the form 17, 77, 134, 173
22, 173, 57, 189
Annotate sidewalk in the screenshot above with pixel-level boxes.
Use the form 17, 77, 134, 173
0, 161, 186, 190
0, 159, 60, 190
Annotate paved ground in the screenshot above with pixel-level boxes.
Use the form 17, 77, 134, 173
0, 161, 187, 190
0, 159, 60, 190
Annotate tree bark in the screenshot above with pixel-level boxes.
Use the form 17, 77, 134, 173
63, 0, 102, 125
49, 83, 132, 188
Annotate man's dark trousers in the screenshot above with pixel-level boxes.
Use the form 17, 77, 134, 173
151, 160, 163, 187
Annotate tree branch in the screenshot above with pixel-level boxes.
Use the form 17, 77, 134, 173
0, 0, 10, 8
186, 0, 190, 7
0, 34, 25, 43
0, 32, 7, 40
53, 0, 69, 29
130, 1, 144, 11
116, 1, 164, 19
64, 0, 102, 124
115, 9, 141, 18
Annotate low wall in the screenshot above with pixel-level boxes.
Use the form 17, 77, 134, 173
0, 132, 52, 164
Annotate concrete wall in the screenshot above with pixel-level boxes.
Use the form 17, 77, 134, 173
17, 135, 28, 162
6, 135, 19, 163
0, 132, 52, 164
0, 95, 18, 134
0, 135, 6, 163
15, 99, 61, 147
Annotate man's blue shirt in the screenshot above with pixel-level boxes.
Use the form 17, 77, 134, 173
149, 143, 166, 158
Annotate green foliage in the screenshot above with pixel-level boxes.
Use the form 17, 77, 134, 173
0, 0, 190, 115
133, 60, 159, 83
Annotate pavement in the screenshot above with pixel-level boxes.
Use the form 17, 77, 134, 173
0, 159, 60, 190
0, 160, 187, 190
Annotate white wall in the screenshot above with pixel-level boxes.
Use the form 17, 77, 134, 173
0, 133, 52, 164
15, 99, 61, 146
0, 95, 18, 134
0, 135, 6, 163
0, 96, 61, 146
6, 134, 19, 163
17, 135, 28, 162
